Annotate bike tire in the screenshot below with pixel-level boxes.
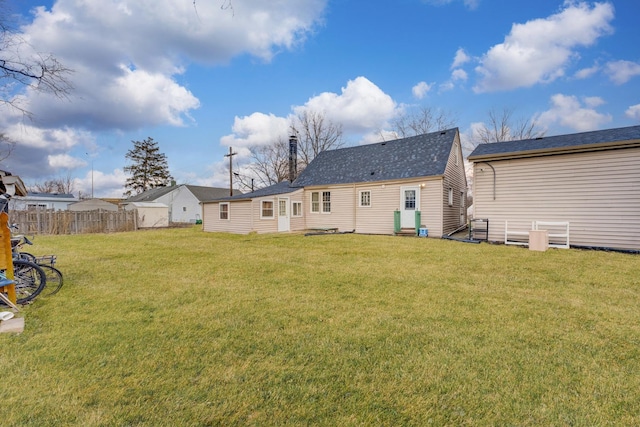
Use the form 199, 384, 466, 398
12, 259, 47, 304
39, 264, 64, 296
15, 252, 37, 262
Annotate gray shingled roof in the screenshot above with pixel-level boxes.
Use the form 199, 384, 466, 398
127, 185, 236, 202
292, 128, 458, 187
209, 181, 298, 202
126, 186, 175, 202
468, 125, 640, 160
185, 185, 232, 202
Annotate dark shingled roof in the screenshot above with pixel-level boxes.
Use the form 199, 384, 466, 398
209, 181, 299, 202
127, 185, 236, 202
468, 125, 640, 161
292, 128, 458, 187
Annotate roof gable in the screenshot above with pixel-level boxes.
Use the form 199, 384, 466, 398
293, 128, 458, 187
468, 125, 640, 161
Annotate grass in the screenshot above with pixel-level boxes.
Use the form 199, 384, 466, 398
1, 227, 640, 426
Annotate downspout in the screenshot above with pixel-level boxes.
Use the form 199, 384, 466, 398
478, 162, 496, 200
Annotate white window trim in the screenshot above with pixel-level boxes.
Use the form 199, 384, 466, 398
292, 201, 303, 217
359, 190, 371, 208
310, 191, 331, 214
260, 200, 275, 219
219, 203, 229, 220
448, 188, 453, 207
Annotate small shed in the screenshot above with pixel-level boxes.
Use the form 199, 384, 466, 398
123, 202, 169, 228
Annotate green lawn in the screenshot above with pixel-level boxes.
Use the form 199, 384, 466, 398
2, 227, 640, 426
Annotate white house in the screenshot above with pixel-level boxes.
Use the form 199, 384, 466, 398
126, 184, 234, 223
11, 192, 79, 211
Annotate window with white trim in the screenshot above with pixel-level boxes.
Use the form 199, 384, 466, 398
359, 190, 371, 207
448, 188, 453, 206
292, 201, 303, 217
261, 201, 274, 218
322, 191, 331, 213
311, 192, 320, 213
219, 203, 229, 220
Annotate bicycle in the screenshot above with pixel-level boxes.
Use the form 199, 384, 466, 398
2, 259, 47, 305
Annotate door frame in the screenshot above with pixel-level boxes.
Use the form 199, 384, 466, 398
400, 186, 420, 228
277, 197, 290, 232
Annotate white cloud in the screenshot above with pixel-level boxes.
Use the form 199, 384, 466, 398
583, 96, 605, 108
452, 48, 471, 68
48, 154, 86, 169
13, 0, 327, 131
220, 113, 290, 150
423, 0, 479, 10
605, 60, 640, 85
412, 81, 433, 99
536, 93, 612, 132
574, 64, 600, 79
626, 104, 640, 121
451, 69, 468, 82
474, 2, 614, 93
298, 76, 398, 132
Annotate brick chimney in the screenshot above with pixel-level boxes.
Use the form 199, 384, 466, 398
289, 135, 298, 182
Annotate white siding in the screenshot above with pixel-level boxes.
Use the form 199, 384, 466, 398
472, 147, 640, 250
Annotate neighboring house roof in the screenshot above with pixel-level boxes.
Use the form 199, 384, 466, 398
468, 125, 640, 161
185, 185, 232, 202
23, 192, 77, 201
126, 185, 236, 202
209, 181, 298, 202
126, 186, 176, 202
124, 202, 168, 208
292, 128, 458, 187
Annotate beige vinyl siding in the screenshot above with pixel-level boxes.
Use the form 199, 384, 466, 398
304, 185, 356, 231
420, 180, 444, 237
442, 134, 468, 234
202, 201, 253, 234
472, 147, 640, 250
251, 197, 279, 234
354, 183, 399, 234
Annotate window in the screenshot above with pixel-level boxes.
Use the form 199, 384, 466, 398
404, 190, 416, 210
311, 191, 331, 213
219, 203, 229, 220
311, 192, 320, 213
322, 191, 331, 213
448, 188, 453, 206
292, 201, 303, 217
359, 190, 371, 207
261, 201, 274, 218
182, 206, 187, 212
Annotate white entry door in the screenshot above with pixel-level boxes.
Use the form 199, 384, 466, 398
278, 198, 290, 232
400, 187, 419, 228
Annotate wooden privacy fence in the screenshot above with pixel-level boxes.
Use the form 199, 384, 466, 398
10, 209, 138, 235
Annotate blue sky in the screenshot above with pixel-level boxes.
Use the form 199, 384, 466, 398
3, 0, 639, 197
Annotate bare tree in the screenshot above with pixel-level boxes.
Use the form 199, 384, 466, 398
473, 107, 545, 146
0, 0, 73, 118
290, 110, 344, 169
387, 106, 457, 139
248, 137, 290, 188
0, 133, 15, 164
30, 173, 75, 194
248, 110, 344, 187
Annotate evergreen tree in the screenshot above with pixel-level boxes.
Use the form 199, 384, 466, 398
123, 137, 173, 196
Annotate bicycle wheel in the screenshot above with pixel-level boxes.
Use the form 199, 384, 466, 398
39, 264, 64, 296
12, 259, 47, 304
15, 252, 37, 262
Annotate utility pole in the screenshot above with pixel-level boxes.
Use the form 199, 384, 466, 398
224, 147, 237, 196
